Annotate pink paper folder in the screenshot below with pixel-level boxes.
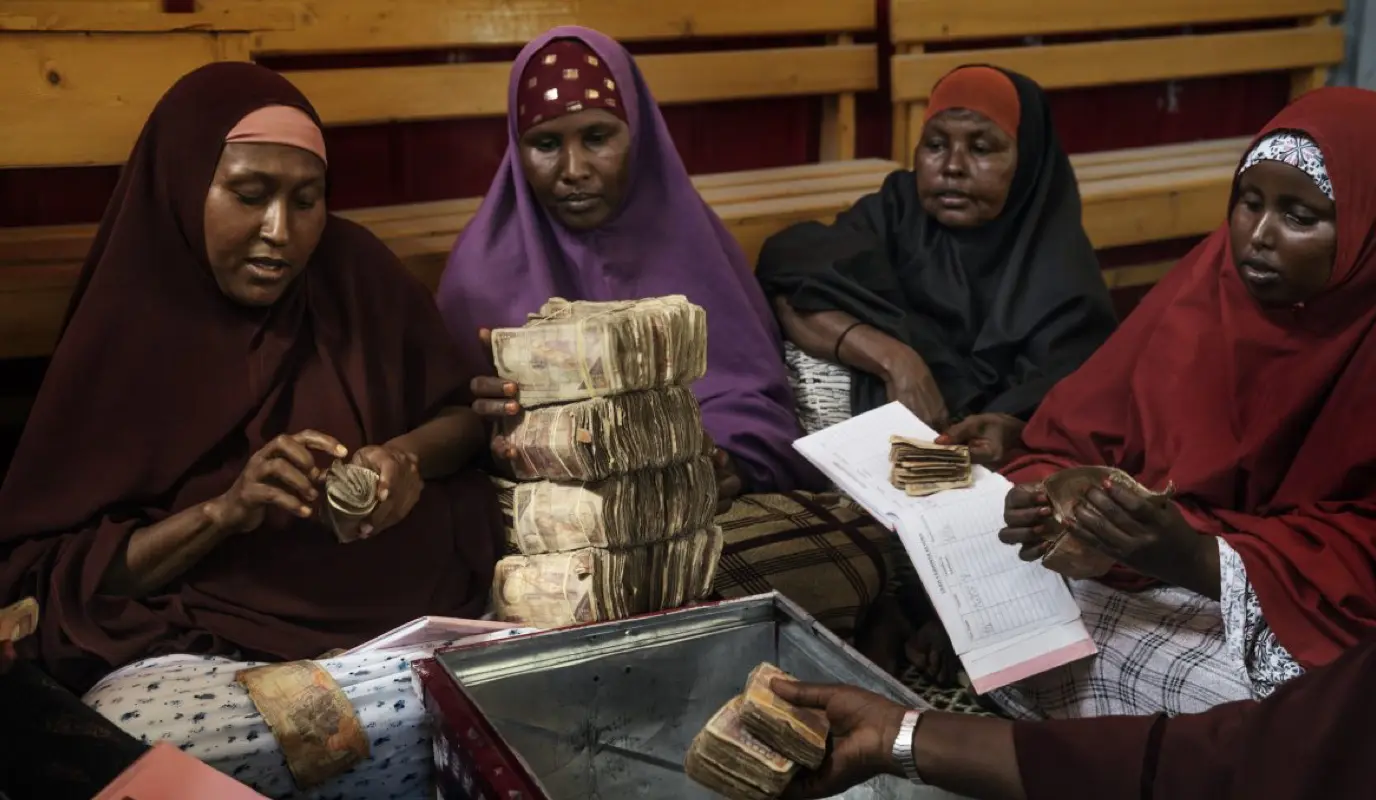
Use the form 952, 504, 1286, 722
94, 743, 269, 800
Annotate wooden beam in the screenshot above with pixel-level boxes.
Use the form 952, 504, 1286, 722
293, 45, 878, 126
0, 2, 293, 32
891, 0, 1342, 43
1101, 260, 1177, 291
891, 26, 1344, 103
0, 32, 237, 167
818, 35, 858, 162
224, 0, 876, 56
1080, 167, 1233, 249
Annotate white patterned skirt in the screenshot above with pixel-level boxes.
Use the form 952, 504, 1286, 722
82, 636, 520, 799
988, 580, 1254, 719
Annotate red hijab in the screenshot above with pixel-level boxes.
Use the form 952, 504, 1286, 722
0, 63, 501, 691
1003, 87, 1376, 669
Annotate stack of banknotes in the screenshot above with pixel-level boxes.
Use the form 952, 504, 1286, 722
888, 435, 973, 497
685, 663, 832, 800
491, 527, 724, 629
491, 295, 708, 408
489, 297, 724, 628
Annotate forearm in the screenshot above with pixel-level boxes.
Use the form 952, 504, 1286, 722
1177, 535, 1222, 601
771, 297, 913, 379
388, 405, 486, 479
99, 502, 236, 597
905, 712, 1026, 800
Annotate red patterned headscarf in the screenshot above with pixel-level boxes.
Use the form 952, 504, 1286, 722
515, 38, 627, 134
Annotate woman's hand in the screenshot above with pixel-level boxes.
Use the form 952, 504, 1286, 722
351, 444, 423, 539
906, 621, 959, 688
471, 330, 523, 465
709, 440, 745, 514
206, 430, 346, 535
879, 345, 949, 431
1069, 482, 1220, 597
771, 680, 908, 799
937, 413, 1025, 468
997, 483, 1054, 562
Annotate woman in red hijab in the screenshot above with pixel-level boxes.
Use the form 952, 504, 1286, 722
0, 63, 502, 796
942, 87, 1376, 720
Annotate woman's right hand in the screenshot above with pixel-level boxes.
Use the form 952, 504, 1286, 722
205, 430, 347, 535
998, 483, 1054, 561
471, 329, 523, 463
881, 345, 950, 431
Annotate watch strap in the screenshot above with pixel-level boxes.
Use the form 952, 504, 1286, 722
890, 708, 925, 784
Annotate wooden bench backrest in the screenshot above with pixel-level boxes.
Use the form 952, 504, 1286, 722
888, 0, 1346, 164
0, 0, 878, 169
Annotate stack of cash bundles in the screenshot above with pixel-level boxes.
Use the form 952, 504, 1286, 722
488, 297, 725, 629
685, 663, 831, 800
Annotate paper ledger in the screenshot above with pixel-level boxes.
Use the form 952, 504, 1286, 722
793, 403, 1096, 693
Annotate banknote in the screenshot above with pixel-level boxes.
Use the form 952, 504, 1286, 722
1040, 466, 1176, 579
501, 387, 705, 482
685, 696, 797, 800
323, 461, 380, 543
888, 435, 972, 496
507, 457, 717, 554
0, 597, 39, 643
491, 527, 724, 628
491, 295, 708, 408
235, 661, 370, 788
739, 663, 830, 769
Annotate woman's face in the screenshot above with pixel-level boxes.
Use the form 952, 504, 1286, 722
519, 108, 631, 231
1230, 160, 1337, 308
915, 109, 1018, 228
203, 142, 327, 307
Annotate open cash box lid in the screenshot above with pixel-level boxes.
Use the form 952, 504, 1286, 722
414, 593, 972, 799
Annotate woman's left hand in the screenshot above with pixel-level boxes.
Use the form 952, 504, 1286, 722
936, 413, 1025, 468
351, 444, 424, 539
1068, 481, 1218, 596
711, 444, 744, 515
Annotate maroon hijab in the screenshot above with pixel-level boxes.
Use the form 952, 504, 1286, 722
0, 63, 500, 691
1002, 88, 1376, 668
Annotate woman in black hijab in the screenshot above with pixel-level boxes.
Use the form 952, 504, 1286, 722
758, 65, 1116, 469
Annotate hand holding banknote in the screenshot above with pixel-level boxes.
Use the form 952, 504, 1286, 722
769, 680, 907, 799
349, 444, 422, 538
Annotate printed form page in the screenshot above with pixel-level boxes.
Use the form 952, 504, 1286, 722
796, 403, 1093, 688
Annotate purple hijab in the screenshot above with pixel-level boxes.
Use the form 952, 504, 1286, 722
438, 26, 821, 492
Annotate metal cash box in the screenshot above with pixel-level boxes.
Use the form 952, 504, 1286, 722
415, 593, 969, 799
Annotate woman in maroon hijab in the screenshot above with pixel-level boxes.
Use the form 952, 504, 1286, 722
0, 63, 502, 797
930, 87, 1376, 721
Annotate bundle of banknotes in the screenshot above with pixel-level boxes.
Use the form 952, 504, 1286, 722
888, 435, 973, 496
491, 527, 724, 629
503, 456, 718, 554
1039, 466, 1176, 579
0, 596, 39, 643
685, 663, 832, 800
501, 387, 706, 482
490, 295, 708, 408
323, 461, 380, 543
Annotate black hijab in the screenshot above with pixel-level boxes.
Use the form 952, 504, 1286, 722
756, 67, 1116, 420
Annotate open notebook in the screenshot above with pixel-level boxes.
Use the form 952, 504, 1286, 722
795, 403, 1096, 693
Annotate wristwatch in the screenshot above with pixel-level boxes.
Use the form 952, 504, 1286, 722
890, 709, 926, 784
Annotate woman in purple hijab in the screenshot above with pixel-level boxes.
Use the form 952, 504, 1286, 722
437, 26, 823, 497
438, 27, 894, 647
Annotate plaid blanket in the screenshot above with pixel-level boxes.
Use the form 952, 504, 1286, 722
713, 491, 895, 639
494, 481, 893, 639
989, 579, 1254, 719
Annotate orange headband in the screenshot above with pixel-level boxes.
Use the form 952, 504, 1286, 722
925, 66, 1021, 139
225, 105, 328, 165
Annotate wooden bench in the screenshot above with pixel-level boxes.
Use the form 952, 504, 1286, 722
0, 0, 891, 359
888, 0, 1344, 253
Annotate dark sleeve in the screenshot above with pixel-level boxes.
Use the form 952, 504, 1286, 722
1016, 636, 1376, 800
755, 175, 913, 343
982, 290, 1119, 420
398, 270, 474, 420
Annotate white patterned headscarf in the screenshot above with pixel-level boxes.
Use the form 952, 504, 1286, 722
1239, 131, 1333, 201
